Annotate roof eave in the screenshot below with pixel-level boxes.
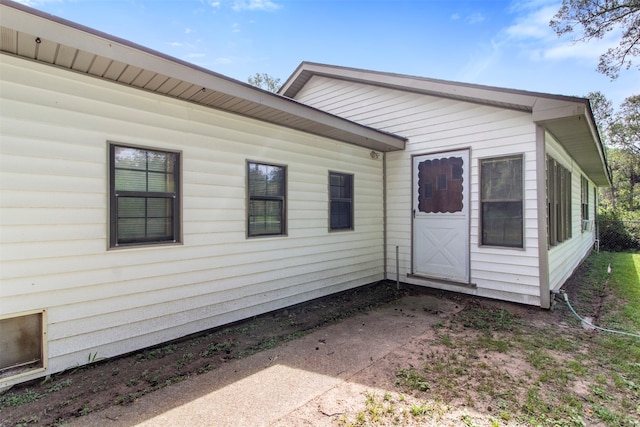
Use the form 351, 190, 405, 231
532, 99, 611, 187
0, 1, 406, 152
282, 61, 611, 186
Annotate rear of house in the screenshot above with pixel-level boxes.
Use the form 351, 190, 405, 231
0, 2, 404, 389
280, 62, 609, 309
1, 2, 609, 389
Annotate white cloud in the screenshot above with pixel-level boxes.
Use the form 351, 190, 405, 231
542, 33, 620, 61
451, 11, 484, 24
169, 42, 183, 47
232, 22, 241, 33
466, 12, 485, 24
505, 4, 558, 40
232, 0, 281, 12
501, 1, 622, 64
185, 28, 193, 34
209, 1, 221, 8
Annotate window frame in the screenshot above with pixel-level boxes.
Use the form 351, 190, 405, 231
547, 156, 572, 247
479, 154, 525, 249
581, 175, 590, 232
328, 171, 354, 232
246, 161, 287, 238
109, 143, 181, 249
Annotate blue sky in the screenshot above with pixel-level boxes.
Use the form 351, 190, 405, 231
14, 0, 639, 108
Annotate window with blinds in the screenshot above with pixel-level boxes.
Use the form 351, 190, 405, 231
110, 144, 180, 247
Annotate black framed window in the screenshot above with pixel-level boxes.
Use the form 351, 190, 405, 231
248, 162, 286, 237
110, 144, 180, 247
480, 155, 523, 248
329, 172, 353, 231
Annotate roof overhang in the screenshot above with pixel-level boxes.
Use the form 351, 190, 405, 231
0, 1, 406, 153
281, 62, 611, 187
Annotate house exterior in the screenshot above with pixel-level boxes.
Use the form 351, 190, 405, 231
0, 2, 404, 388
0, 1, 608, 388
280, 62, 610, 309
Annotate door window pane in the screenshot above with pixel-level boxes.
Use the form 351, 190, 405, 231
417, 156, 464, 213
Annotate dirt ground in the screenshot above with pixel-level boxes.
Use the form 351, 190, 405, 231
1, 262, 636, 426
1, 281, 404, 426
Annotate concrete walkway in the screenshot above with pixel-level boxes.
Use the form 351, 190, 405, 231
70, 294, 458, 427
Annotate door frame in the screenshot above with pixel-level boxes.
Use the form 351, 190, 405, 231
410, 148, 471, 284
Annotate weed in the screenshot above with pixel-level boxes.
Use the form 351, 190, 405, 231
590, 384, 613, 401
46, 378, 72, 393
114, 392, 139, 405
174, 352, 193, 369
526, 348, 554, 370
201, 342, 234, 357
395, 366, 430, 392
457, 305, 518, 335
79, 404, 92, 416
438, 333, 454, 347
409, 402, 429, 416
475, 335, 511, 352
0, 389, 43, 408
592, 404, 620, 424
197, 364, 216, 374
567, 360, 587, 376
461, 410, 477, 426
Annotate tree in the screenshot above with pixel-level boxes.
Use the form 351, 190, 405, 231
608, 95, 640, 210
247, 73, 281, 92
587, 91, 614, 135
590, 92, 640, 212
587, 91, 617, 207
550, 0, 640, 79
612, 94, 640, 155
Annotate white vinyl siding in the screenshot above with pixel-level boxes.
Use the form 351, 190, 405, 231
295, 76, 542, 306
545, 133, 596, 291
0, 55, 384, 387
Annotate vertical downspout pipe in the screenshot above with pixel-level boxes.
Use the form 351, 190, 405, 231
383, 152, 388, 282
396, 245, 400, 289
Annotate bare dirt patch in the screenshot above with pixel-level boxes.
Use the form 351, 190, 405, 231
1, 282, 402, 427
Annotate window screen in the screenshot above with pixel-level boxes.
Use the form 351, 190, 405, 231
329, 172, 353, 231
480, 155, 524, 248
248, 162, 286, 236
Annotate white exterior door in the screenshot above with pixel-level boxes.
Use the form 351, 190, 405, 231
412, 150, 470, 283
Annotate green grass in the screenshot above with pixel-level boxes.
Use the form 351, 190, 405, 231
604, 252, 640, 330
339, 252, 640, 427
